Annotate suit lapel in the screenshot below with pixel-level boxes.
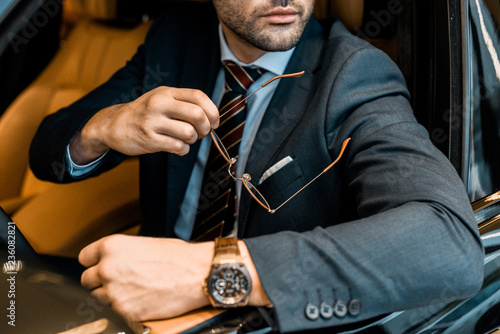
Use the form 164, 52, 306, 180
238, 17, 325, 236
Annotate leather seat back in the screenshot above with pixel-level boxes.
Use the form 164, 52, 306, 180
0, 0, 151, 208
20, 14, 152, 199
0, 0, 150, 256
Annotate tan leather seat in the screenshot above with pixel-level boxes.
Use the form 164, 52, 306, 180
0, 0, 151, 257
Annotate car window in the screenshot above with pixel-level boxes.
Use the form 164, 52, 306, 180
466, 0, 500, 202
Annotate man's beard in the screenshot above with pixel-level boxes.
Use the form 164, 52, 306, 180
215, 0, 313, 52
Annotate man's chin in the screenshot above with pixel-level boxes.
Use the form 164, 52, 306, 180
249, 24, 303, 51
257, 42, 297, 52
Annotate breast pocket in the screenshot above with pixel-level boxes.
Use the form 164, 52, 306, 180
256, 158, 304, 206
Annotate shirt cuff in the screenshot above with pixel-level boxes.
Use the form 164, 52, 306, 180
65, 145, 108, 177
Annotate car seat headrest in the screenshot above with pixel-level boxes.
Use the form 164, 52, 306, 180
67, 0, 119, 21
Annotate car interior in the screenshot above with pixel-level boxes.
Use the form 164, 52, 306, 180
0, 0, 500, 333
10, 1, 496, 333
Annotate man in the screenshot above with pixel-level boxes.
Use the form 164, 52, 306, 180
29, 0, 484, 332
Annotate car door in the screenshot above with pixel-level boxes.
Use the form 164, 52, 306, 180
0, 0, 62, 116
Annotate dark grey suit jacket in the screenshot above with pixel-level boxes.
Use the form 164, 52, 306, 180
30, 2, 484, 332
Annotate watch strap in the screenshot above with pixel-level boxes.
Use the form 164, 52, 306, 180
213, 237, 242, 265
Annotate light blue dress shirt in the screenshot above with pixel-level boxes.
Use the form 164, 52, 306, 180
66, 24, 295, 240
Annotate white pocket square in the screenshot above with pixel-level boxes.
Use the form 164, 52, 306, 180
259, 156, 293, 185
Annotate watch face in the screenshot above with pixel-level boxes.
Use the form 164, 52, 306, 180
207, 263, 251, 306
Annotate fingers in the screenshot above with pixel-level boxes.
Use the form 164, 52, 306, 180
79, 240, 105, 292
170, 88, 220, 130
79, 239, 102, 268
147, 87, 219, 139
154, 109, 209, 143
91, 87, 220, 157
133, 87, 220, 156
81, 265, 102, 291
79, 236, 122, 293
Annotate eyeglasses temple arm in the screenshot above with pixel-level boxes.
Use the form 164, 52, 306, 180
261, 70, 305, 87
219, 71, 305, 119
323, 137, 351, 172
270, 137, 351, 213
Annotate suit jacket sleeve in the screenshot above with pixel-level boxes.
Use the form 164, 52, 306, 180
28, 16, 168, 183
244, 44, 484, 332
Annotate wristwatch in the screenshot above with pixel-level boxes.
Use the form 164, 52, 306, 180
203, 237, 252, 308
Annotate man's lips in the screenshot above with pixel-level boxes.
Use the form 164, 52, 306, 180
261, 8, 299, 24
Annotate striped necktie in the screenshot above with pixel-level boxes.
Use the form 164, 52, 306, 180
191, 61, 264, 241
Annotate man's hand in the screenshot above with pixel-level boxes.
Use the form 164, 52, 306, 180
78, 235, 271, 322
70, 87, 220, 164
78, 235, 213, 321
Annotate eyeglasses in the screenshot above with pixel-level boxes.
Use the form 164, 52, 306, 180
211, 71, 351, 214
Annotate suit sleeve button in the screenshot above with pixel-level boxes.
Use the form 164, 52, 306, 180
304, 303, 320, 320
333, 300, 348, 318
348, 299, 362, 316
319, 301, 333, 319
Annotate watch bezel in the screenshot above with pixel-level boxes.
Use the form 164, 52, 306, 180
205, 263, 252, 307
